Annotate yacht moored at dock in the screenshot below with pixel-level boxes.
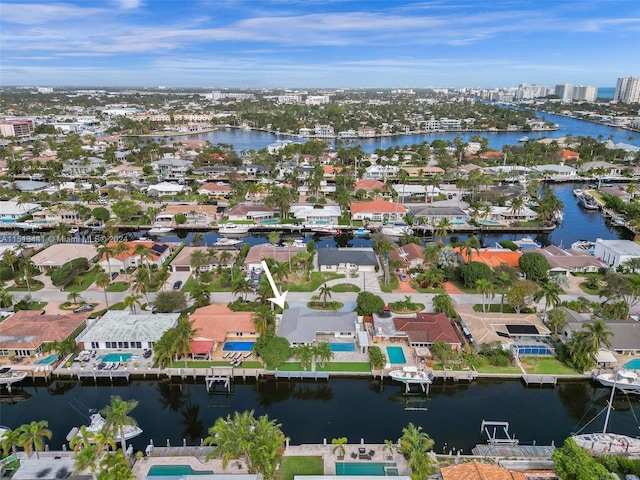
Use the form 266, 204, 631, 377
217, 223, 250, 235
0, 367, 28, 389
596, 369, 640, 394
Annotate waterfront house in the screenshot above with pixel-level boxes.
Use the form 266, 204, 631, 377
13, 180, 49, 192
402, 166, 445, 177
579, 161, 623, 178
0, 200, 40, 222
76, 311, 179, 351
170, 246, 238, 273
154, 205, 220, 227
410, 206, 470, 225
531, 163, 577, 179
593, 239, 640, 268
600, 185, 631, 202
363, 165, 398, 180
441, 462, 556, 480
388, 243, 425, 270
534, 245, 602, 275
458, 312, 552, 355
192, 165, 235, 178
488, 205, 538, 223
151, 157, 193, 180
97, 241, 171, 271
278, 307, 359, 346
243, 243, 306, 271
454, 247, 522, 268
188, 304, 256, 357
0, 310, 90, 358
30, 243, 98, 272
563, 317, 640, 355
290, 204, 341, 225
350, 199, 407, 223
105, 165, 143, 180
562, 149, 580, 162
238, 164, 270, 177
316, 247, 379, 273
31, 207, 82, 227
226, 204, 275, 222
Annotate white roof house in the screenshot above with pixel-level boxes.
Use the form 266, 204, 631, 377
531, 164, 577, 176
0, 201, 40, 222
593, 239, 640, 268
277, 307, 359, 346
290, 204, 341, 225
30, 243, 98, 271
76, 311, 180, 350
146, 182, 186, 194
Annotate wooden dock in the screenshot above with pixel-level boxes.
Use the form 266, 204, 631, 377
77, 369, 131, 382
522, 375, 557, 387
434, 369, 478, 382
472, 444, 555, 458
274, 371, 329, 380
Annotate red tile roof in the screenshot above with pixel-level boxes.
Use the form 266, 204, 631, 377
354, 179, 386, 191
393, 312, 460, 345
455, 247, 522, 268
189, 304, 255, 343
0, 310, 89, 350
101, 241, 169, 262
350, 198, 407, 214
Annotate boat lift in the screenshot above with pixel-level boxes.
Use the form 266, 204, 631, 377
480, 420, 519, 446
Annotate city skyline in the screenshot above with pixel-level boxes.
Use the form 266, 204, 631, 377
1, 0, 639, 89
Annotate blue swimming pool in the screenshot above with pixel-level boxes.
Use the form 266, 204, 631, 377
335, 462, 398, 476
624, 358, 640, 370
329, 343, 356, 352
386, 346, 406, 364
34, 354, 58, 365
146, 464, 214, 478
260, 218, 279, 224
223, 341, 256, 351
101, 353, 132, 363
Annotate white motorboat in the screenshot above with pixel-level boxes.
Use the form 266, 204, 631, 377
0, 425, 10, 441
389, 366, 433, 384
573, 188, 584, 197
578, 194, 600, 210
68, 413, 143, 443
518, 136, 529, 142
147, 226, 174, 235
0, 367, 28, 387
597, 369, 640, 394
310, 225, 341, 236
573, 370, 640, 455
218, 223, 250, 235
352, 227, 372, 236
212, 237, 243, 247
380, 225, 413, 238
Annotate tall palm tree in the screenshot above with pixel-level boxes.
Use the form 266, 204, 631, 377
1, 428, 21, 457
74, 445, 100, 480
583, 319, 613, 353
252, 306, 276, 336
132, 268, 151, 304
434, 217, 452, 244
174, 318, 197, 366
190, 280, 211, 308
475, 279, 494, 313
134, 243, 153, 270
96, 242, 117, 277
154, 268, 171, 291
17, 420, 52, 459
533, 280, 564, 311
189, 249, 209, 278
399, 423, 435, 475
318, 284, 332, 307
508, 196, 525, 220
217, 249, 233, 275
191, 232, 205, 247
95, 272, 111, 309
315, 341, 333, 368
232, 277, 253, 302
101, 395, 139, 453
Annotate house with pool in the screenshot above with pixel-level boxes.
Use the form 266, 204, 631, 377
170, 246, 239, 273
316, 247, 379, 274
562, 315, 640, 356
278, 308, 367, 351
410, 205, 470, 227
30, 243, 98, 272
75, 311, 179, 351
188, 304, 257, 358
97, 241, 172, 271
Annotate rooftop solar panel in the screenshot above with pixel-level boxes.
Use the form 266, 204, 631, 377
506, 324, 539, 335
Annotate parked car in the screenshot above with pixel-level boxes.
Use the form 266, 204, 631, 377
110, 272, 119, 281
399, 273, 407, 282
73, 304, 94, 313
380, 305, 391, 318
173, 280, 183, 290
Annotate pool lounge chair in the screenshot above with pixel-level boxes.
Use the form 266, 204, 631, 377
222, 352, 230, 359
243, 352, 252, 359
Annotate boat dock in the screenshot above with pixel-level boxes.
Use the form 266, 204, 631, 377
522, 375, 557, 387
471, 444, 556, 458
77, 369, 131, 382
274, 371, 329, 380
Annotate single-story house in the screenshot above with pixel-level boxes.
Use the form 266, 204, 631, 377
388, 243, 425, 270
291, 204, 341, 225
197, 182, 231, 197
531, 164, 577, 177
98, 241, 172, 272
391, 313, 462, 351
353, 179, 388, 195
188, 304, 256, 357
534, 245, 602, 275
31, 208, 81, 225
154, 205, 220, 226
441, 461, 555, 480
350, 199, 407, 222
105, 165, 143, 180
170, 246, 239, 272
13, 180, 50, 192
579, 161, 623, 178
600, 185, 632, 202
317, 247, 378, 273
243, 244, 306, 271
458, 312, 551, 354
76, 311, 180, 351
410, 206, 470, 225
0, 200, 40, 222
0, 310, 90, 357
593, 239, 640, 268
454, 247, 522, 268
563, 318, 640, 355
489, 206, 538, 222
146, 182, 186, 195
277, 307, 359, 346
363, 165, 398, 180
226, 204, 276, 222
30, 243, 98, 272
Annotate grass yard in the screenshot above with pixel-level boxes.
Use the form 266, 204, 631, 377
578, 283, 600, 295
182, 275, 234, 293
280, 456, 324, 480
519, 356, 578, 375
64, 269, 101, 293
331, 283, 361, 293
181, 361, 263, 369
284, 272, 344, 292
279, 362, 371, 373
7, 282, 44, 292
307, 301, 344, 311
20, 301, 48, 311
475, 364, 522, 374
473, 304, 517, 313
106, 281, 130, 292
379, 276, 399, 293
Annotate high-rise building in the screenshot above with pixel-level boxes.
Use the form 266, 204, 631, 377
572, 85, 598, 102
555, 84, 574, 102
615, 76, 640, 104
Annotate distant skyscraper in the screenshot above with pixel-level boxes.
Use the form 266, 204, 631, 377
615, 76, 640, 104
555, 84, 574, 102
572, 85, 597, 102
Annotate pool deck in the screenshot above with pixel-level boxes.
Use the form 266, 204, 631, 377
130, 443, 412, 479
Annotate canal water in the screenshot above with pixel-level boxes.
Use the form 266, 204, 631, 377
3, 377, 639, 453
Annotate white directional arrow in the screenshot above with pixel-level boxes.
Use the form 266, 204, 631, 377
261, 260, 288, 310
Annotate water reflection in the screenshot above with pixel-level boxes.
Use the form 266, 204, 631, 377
156, 380, 189, 411
255, 380, 334, 406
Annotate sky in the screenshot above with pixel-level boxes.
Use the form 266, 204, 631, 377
1, 0, 639, 89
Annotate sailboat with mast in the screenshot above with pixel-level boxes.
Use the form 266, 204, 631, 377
572, 370, 640, 455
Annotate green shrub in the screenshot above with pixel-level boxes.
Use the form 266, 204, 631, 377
50, 258, 90, 287
0, 266, 13, 281
253, 335, 292, 369
460, 261, 494, 288
518, 252, 550, 282
499, 240, 518, 251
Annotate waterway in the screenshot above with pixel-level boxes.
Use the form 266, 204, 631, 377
190, 111, 638, 153
2, 377, 639, 454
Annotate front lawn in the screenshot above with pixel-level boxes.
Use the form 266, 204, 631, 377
280, 456, 324, 480
64, 268, 101, 293
379, 276, 399, 293
182, 275, 234, 293
18, 301, 48, 311
284, 272, 344, 292
473, 304, 517, 313
307, 301, 344, 311
180, 361, 264, 369
106, 281, 130, 292
331, 283, 361, 293
7, 282, 44, 292
519, 356, 578, 375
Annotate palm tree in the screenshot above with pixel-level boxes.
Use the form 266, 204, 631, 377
204, 410, 286, 480
434, 217, 452, 244
508, 196, 525, 220
95, 272, 111, 308
268, 231, 280, 260
134, 243, 153, 270
174, 318, 197, 366
217, 249, 233, 275
96, 242, 117, 277
132, 267, 151, 304
154, 268, 171, 291
189, 249, 209, 278
293, 344, 314, 370
17, 420, 52, 459
494, 272, 511, 313
475, 278, 494, 313
67, 291, 83, 306
318, 284, 332, 307
1, 428, 21, 457
69, 425, 96, 452
252, 306, 276, 336
399, 423, 435, 475
123, 293, 142, 314
461, 235, 481, 264
533, 280, 564, 311
331, 437, 348, 460
191, 232, 205, 247
583, 319, 613, 353
190, 280, 211, 308
101, 395, 139, 453
546, 308, 568, 336
315, 341, 333, 368
232, 277, 253, 302
74, 445, 100, 480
